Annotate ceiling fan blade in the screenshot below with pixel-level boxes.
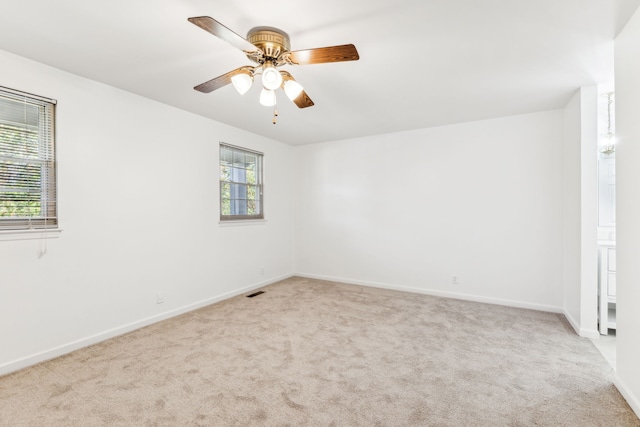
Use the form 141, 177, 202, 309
287, 44, 359, 65
194, 66, 254, 93
188, 16, 257, 53
293, 91, 315, 108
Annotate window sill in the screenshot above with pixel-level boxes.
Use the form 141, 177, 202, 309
218, 219, 267, 227
0, 228, 63, 241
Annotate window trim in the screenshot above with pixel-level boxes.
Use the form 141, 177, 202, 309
219, 142, 264, 221
0, 86, 58, 232
0, 227, 62, 241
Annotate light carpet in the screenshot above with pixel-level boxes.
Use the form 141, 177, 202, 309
1, 276, 638, 426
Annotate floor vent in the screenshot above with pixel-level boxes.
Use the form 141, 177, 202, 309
246, 291, 265, 298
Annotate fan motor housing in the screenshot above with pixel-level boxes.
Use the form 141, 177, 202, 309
247, 26, 291, 60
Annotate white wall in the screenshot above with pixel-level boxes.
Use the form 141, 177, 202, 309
294, 111, 565, 311
578, 87, 600, 338
561, 87, 599, 338
562, 90, 583, 328
614, 6, 640, 416
0, 50, 295, 374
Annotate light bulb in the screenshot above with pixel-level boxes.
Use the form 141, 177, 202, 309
260, 89, 276, 107
262, 63, 283, 90
231, 73, 253, 95
284, 80, 303, 101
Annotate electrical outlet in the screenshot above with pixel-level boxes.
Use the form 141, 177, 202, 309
157, 291, 165, 304
260, 266, 264, 276
451, 275, 459, 285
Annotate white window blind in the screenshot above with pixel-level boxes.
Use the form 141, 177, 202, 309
220, 143, 263, 220
0, 87, 57, 230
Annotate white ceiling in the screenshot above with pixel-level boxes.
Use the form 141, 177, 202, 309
1, 0, 638, 145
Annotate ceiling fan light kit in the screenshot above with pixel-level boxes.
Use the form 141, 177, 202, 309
188, 16, 359, 121
231, 72, 253, 95
259, 88, 277, 107
261, 61, 283, 90
283, 79, 304, 101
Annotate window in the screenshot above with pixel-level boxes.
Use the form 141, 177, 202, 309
219, 143, 263, 221
0, 87, 57, 230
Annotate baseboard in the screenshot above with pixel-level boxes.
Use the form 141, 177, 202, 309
295, 272, 564, 314
614, 375, 640, 419
563, 309, 581, 335
563, 309, 601, 339
0, 274, 293, 377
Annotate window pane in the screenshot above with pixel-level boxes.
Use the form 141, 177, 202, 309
0, 124, 39, 159
232, 151, 246, 168
221, 197, 231, 215
230, 182, 247, 202
220, 182, 231, 199
220, 165, 230, 181
245, 154, 257, 170
220, 147, 233, 166
255, 190, 261, 214
231, 167, 246, 183
246, 169, 256, 185
232, 199, 247, 215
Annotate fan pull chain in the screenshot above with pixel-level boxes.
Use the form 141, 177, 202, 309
272, 108, 278, 125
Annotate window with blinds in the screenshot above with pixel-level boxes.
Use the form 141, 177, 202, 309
220, 143, 263, 221
0, 87, 57, 230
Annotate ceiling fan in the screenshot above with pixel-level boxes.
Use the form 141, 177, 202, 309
188, 16, 359, 114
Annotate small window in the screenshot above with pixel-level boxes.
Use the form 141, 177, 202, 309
219, 143, 263, 221
0, 87, 57, 230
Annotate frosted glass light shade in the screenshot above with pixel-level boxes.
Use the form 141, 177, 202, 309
262, 64, 283, 90
231, 73, 253, 95
259, 89, 276, 107
284, 80, 303, 101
